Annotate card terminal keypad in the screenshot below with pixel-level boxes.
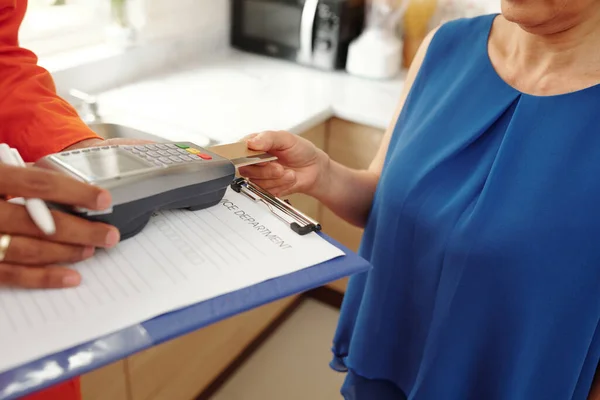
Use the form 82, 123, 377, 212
123, 143, 213, 166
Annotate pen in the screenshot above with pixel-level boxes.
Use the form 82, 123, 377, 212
0, 144, 56, 235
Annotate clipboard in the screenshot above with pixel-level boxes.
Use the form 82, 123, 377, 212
0, 231, 371, 400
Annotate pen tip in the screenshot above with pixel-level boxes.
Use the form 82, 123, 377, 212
43, 227, 57, 236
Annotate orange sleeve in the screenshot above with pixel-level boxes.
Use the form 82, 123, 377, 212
1, 1, 87, 397
0, 0, 102, 162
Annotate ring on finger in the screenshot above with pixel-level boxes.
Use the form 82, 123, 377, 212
0, 234, 12, 262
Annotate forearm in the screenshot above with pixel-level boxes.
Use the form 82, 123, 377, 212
0, 1, 101, 162
307, 24, 439, 228
312, 159, 379, 229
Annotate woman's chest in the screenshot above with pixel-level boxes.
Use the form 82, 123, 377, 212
374, 93, 600, 267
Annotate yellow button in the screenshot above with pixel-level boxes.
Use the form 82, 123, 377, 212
186, 148, 201, 154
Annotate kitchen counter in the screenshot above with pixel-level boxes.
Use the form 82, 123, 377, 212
95, 49, 406, 145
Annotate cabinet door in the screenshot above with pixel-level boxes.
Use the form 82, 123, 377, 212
327, 118, 385, 170
323, 118, 384, 292
81, 361, 129, 400
126, 295, 298, 400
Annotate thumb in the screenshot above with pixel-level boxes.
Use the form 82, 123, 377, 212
246, 130, 297, 153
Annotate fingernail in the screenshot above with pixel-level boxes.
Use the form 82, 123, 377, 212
82, 246, 95, 258
62, 274, 81, 287
105, 229, 120, 247
249, 135, 262, 146
96, 191, 112, 210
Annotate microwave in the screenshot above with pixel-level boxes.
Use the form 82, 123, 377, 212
230, 0, 365, 70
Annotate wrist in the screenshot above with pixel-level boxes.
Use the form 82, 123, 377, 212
63, 138, 105, 151
307, 150, 335, 202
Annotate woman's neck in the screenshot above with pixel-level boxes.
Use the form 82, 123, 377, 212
506, 8, 600, 75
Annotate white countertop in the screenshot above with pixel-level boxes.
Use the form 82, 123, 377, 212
95, 49, 405, 145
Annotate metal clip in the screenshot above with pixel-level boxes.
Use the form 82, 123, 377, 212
230, 177, 321, 235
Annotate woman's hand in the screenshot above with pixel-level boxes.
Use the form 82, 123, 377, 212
237, 131, 331, 197
0, 164, 120, 289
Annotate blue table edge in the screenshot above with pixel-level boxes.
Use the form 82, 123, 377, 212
0, 232, 371, 400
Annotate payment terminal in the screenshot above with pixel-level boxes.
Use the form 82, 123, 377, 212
35, 142, 235, 240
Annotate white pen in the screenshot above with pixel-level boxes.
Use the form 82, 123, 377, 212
0, 144, 56, 235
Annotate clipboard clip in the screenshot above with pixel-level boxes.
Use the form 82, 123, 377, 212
230, 177, 321, 236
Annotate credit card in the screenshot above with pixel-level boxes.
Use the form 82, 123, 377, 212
209, 142, 278, 167
229, 153, 278, 167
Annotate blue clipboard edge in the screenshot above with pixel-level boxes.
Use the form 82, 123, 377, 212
0, 232, 371, 400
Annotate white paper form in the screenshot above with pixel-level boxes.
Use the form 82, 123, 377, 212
0, 188, 344, 374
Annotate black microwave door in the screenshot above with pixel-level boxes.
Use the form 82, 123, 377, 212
231, 0, 315, 63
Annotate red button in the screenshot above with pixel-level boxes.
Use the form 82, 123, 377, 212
197, 153, 212, 160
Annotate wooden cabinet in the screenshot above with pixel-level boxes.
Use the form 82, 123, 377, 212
81, 360, 129, 400
327, 118, 385, 171
127, 296, 298, 400
81, 296, 297, 400
80, 118, 384, 399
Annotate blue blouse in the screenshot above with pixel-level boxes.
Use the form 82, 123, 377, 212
331, 14, 600, 400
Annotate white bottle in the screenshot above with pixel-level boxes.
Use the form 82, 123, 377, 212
346, 28, 403, 79
346, 0, 408, 80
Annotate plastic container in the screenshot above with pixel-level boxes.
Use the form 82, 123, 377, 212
346, 0, 409, 79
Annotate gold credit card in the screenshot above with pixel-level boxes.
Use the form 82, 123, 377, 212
209, 141, 278, 167
229, 153, 279, 167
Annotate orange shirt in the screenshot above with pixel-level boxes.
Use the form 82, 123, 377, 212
0, 0, 101, 163
1, 0, 103, 398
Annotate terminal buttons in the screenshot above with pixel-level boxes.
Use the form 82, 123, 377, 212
186, 148, 200, 154
123, 143, 214, 165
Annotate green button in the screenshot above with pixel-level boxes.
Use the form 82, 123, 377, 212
175, 143, 189, 149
